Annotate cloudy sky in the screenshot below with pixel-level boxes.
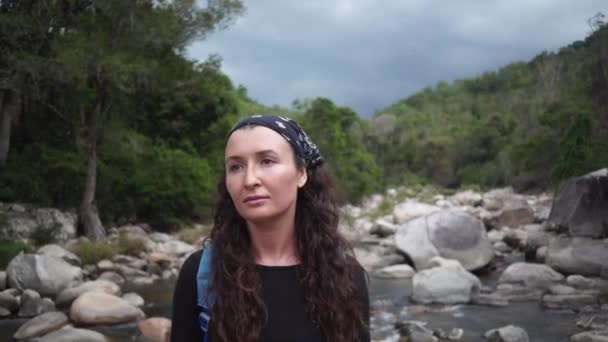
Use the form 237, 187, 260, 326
188, 1, 607, 116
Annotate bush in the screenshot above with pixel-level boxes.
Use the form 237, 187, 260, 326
69, 241, 119, 265
0, 240, 30, 269
116, 234, 148, 256
176, 224, 211, 245
29, 222, 61, 247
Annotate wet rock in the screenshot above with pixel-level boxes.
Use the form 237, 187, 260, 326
471, 292, 509, 307
33, 324, 108, 342
570, 330, 608, 342
138, 317, 171, 342
70, 292, 145, 325
546, 237, 608, 277
498, 262, 564, 289
7, 253, 83, 297
412, 257, 481, 304
393, 200, 440, 224
395, 210, 493, 271
375, 264, 415, 278
13, 311, 68, 339
567, 275, 608, 290
0, 307, 10, 316
37, 244, 81, 266
549, 284, 577, 295
56, 280, 121, 307
484, 325, 529, 342
542, 293, 598, 310
396, 320, 438, 342
548, 168, 608, 238
494, 284, 543, 302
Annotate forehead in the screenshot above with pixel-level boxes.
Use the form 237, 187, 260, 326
225, 126, 293, 157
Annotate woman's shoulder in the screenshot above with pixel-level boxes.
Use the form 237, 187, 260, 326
178, 248, 204, 277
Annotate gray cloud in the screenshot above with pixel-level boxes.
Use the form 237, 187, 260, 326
188, 0, 607, 116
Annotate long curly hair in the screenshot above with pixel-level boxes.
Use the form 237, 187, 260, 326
206, 155, 368, 341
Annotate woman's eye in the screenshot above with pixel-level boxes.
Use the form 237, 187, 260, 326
228, 164, 242, 172
261, 159, 275, 166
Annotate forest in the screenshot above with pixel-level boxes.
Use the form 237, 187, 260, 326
1, 1, 606, 239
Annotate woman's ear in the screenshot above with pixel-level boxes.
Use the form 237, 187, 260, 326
297, 168, 308, 188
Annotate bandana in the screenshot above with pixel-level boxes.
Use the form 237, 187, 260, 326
228, 114, 324, 168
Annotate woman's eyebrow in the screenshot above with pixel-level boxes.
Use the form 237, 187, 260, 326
225, 150, 278, 162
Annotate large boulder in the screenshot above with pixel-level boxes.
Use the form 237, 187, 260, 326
498, 262, 564, 289
56, 280, 121, 307
548, 168, 608, 238
486, 197, 535, 229
484, 325, 529, 342
392, 201, 440, 224
546, 237, 608, 277
70, 292, 145, 325
37, 245, 81, 266
395, 210, 493, 271
7, 253, 83, 297
138, 317, 171, 342
412, 257, 481, 304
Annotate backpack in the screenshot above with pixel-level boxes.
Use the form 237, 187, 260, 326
196, 243, 215, 342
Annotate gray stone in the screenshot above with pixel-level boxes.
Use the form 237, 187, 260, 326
570, 331, 608, 342
0, 290, 20, 312
542, 293, 598, 310
471, 292, 509, 307
0, 271, 6, 290
395, 210, 493, 271
374, 264, 415, 278
494, 284, 544, 302
498, 262, 564, 289
548, 168, 608, 238
488, 198, 535, 229
13, 311, 68, 339
18, 290, 55, 317
392, 200, 440, 224
546, 237, 608, 277
412, 257, 480, 304
37, 244, 81, 266
32, 324, 108, 342
70, 292, 145, 325
122, 292, 145, 307
7, 253, 83, 297
485, 325, 529, 342
56, 280, 121, 307
98, 271, 125, 287
369, 218, 398, 238
0, 306, 10, 316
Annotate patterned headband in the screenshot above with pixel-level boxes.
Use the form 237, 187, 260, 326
228, 114, 324, 168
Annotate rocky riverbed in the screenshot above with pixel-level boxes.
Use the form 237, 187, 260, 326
0, 168, 606, 341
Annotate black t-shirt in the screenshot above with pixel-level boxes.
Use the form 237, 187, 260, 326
170, 249, 370, 342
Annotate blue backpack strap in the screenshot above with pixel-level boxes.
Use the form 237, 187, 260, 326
196, 243, 216, 342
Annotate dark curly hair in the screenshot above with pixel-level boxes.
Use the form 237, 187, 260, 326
206, 152, 368, 341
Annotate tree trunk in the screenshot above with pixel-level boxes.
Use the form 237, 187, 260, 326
0, 90, 14, 166
78, 97, 106, 241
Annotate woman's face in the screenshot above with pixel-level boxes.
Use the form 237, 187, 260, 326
224, 126, 307, 225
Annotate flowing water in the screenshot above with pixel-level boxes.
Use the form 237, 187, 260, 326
0, 273, 584, 341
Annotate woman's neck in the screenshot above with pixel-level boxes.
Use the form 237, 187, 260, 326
247, 219, 299, 266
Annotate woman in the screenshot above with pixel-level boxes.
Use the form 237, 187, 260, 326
171, 114, 370, 342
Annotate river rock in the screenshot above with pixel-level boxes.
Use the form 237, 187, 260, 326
370, 218, 398, 237
156, 240, 195, 256
1, 206, 77, 241
0, 290, 19, 312
484, 325, 529, 342
37, 244, 81, 266
375, 264, 416, 278
395, 210, 493, 271
70, 292, 145, 325
149, 232, 172, 243
494, 283, 544, 302
542, 293, 598, 310
570, 330, 608, 342
567, 275, 608, 290
56, 280, 121, 306
412, 257, 481, 304
548, 169, 608, 238
33, 324, 108, 342
0, 307, 10, 316
0, 271, 6, 290
487, 198, 535, 229
18, 289, 55, 317
482, 187, 516, 211
98, 271, 126, 287
546, 237, 608, 277
138, 317, 171, 342
450, 190, 483, 207
498, 262, 565, 289
13, 311, 68, 339
354, 245, 404, 271
392, 200, 440, 224
7, 253, 83, 297
122, 292, 145, 307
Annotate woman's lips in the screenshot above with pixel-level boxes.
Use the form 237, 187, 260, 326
244, 196, 269, 205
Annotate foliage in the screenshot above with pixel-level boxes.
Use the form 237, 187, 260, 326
116, 234, 149, 256
69, 240, 120, 266
0, 240, 30, 269
29, 222, 61, 247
